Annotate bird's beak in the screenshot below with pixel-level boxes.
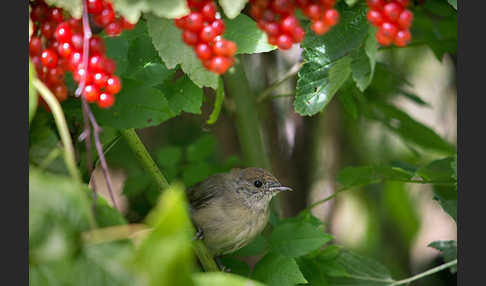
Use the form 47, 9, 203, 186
268, 186, 293, 192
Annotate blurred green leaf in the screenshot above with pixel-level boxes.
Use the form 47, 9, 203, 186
93, 78, 175, 129
134, 184, 194, 286
186, 135, 218, 162
351, 27, 378, 91
337, 165, 414, 189
146, 14, 218, 89
219, 256, 251, 277
194, 272, 265, 286
156, 146, 183, 168
433, 185, 457, 222
232, 234, 268, 257
111, 0, 189, 23
447, 0, 457, 9
29, 60, 38, 124
93, 196, 128, 228
252, 252, 307, 286
428, 240, 457, 273
218, 0, 248, 19
416, 157, 456, 182
223, 14, 276, 54
337, 79, 362, 120
269, 219, 332, 257
182, 161, 213, 187
162, 75, 204, 115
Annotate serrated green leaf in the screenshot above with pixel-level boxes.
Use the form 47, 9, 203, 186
194, 272, 265, 286
111, 0, 189, 24
146, 14, 218, 89
207, 78, 225, 124
93, 78, 175, 129
294, 56, 352, 116
134, 184, 194, 286
252, 252, 307, 286
351, 27, 378, 91
428, 240, 457, 273
337, 165, 415, 189
224, 14, 276, 54
218, 0, 248, 19
269, 220, 332, 257
162, 75, 204, 115
45, 0, 82, 18
433, 185, 457, 222
29, 60, 38, 124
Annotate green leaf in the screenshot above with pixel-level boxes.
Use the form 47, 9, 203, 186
45, 0, 82, 18
297, 247, 395, 286
182, 161, 213, 187
345, 0, 359, 6
219, 256, 251, 277
29, 60, 38, 124
111, 0, 189, 24
92, 196, 128, 227
252, 252, 307, 286
224, 14, 276, 54
162, 75, 204, 115
156, 146, 183, 168
218, 0, 248, 19
122, 173, 152, 197
269, 220, 332, 257
294, 56, 352, 116
447, 0, 457, 9
93, 78, 175, 129
337, 79, 362, 120
416, 157, 456, 182
194, 272, 265, 286
186, 134, 218, 162
428, 240, 457, 273
351, 27, 378, 91
337, 165, 415, 189
433, 185, 457, 222
134, 184, 194, 286
146, 14, 218, 89
232, 234, 268, 257
207, 78, 225, 124
365, 101, 456, 154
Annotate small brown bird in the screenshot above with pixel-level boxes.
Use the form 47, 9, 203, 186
187, 167, 292, 256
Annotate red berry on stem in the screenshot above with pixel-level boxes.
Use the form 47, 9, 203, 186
201, 2, 217, 22
182, 30, 199, 46
55, 22, 72, 42
196, 43, 213, 60
394, 30, 411, 47
209, 56, 231, 74
366, 0, 385, 10
57, 42, 73, 58
53, 84, 68, 101
99, 6, 115, 26
31, 3, 48, 22
383, 2, 402, 22
272, 0, 294, 15
49, 8, 64, 22
106, 75, 122, 94
68, 18, 82, 33
323, 9, 340, 26
281, 16, 299, 33
311, 20, 330, 35
29, 36, 43, 56
264, 22, 281, 36
89, 55, 105, 72
268, 36, 278, 46
47, 67, 65, 85
105, 21, 122, 36
41, 21, 56, 39
199, 25, 218, 43
89, 36, 106, 54
380, 22, 398, 38
211, 19, 226, 35
277, 34, 293, 50
174, 17, 187, 29
93, 72, 108, 88
69, 52, 83, 71
83, 85, 100, 103
367, 10, 384, 26
305, 4, 321, 21
291, 26, 305, 43
121, 18, 136, 30
41, 49, 58, 68
98, 92, 115, 108
71, 33, 84, 51
395, 0, 410, 8
397, 10, 413, 29
185, 12, 204, 32
88, 0, 104, 14
376, 29, 393, 46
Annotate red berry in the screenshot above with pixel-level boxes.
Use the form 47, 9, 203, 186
211, 19, 226, 35
83, 85, 99, 103
212, 40, 236, 57
320, 0, 336, 7
201, 2, 217, 21
93, 72, 108, 88
69, 52, 83, 71
41, 21, 56, 39
272, 0, 295, 15
31, 3, 48, 22
264, 22, 281, 36
57, 42, 72, 58
296, 0, 310, 6
174, 17, 187, 29
182, 30, 199, 46
311, 20, 330, 35
188, 0, 206, 9
262, 9, 276, 21
89, 36, 106, 55
277, 34, 293, 50
89, 55, 105, 72
250, 5, 264, 19
397, 10, 414, 29
185, 13, 204, 32
379, 22, 398, 38
281, 16, 299, 34
383, 2, 403, 22
366, 0, 385, 10
105, 21, 122, 36
305, 4, 321, 20
367, 10, 384, 26
87, 0, 104, 14
68, 18, 82, 33
71, 33, 84, 51
268, 36, 278, 46
209, 56, 231, 74
106, 75, 121, 94
74, 67, 89, 82
55, 22, 72, 42
290, 26, 305, 42
53, 84, 68, 101
376, 29, 393, 46
121, 18, 136, 30
47, 67, 65, 85
99, 6, 115, 26
199, 25, 218, 43
49, 8, 64, 22
195, 43, 213, 60
323, 9, 340, 26
41, 49, 58, 68
394, 29, 411, 47
98, 92, 115, 108
29, 36, 43, 56
104, 59, 117, 75
395, 0, 410, 8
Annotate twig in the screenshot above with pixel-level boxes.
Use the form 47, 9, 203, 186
80, 97, 98, 212
391, 259, 457, 286
75, 0, 92, 97
257, 62, 304, 102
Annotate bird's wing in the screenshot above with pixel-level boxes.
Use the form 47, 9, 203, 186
186, 173, 227, 210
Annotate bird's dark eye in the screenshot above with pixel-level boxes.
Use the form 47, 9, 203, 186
254, 180, 263, 188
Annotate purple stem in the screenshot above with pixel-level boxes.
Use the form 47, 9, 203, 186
80, 97, 97, 213
75, 0, 92, 97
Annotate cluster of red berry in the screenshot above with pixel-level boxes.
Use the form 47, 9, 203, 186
249, 0, 339, 50
366, 0, 413, 47
29, 0, 135, 108
174, 0, 237, 75
88, 0, 136, 36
